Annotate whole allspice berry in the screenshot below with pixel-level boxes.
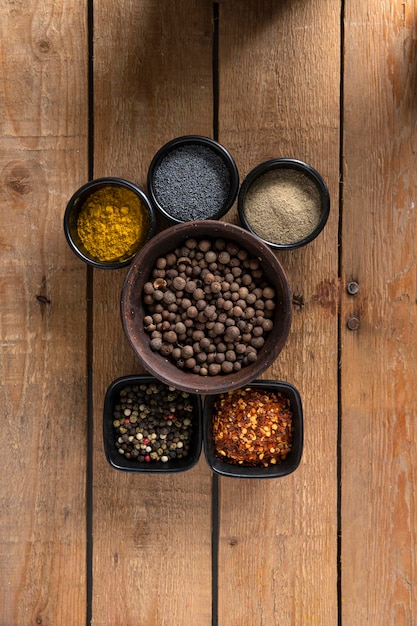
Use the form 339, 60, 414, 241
143, 236, 277, 377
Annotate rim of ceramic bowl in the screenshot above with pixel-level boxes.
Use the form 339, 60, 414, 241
147, 135, 240, 224
63, 177, 157, 269
238, 158, 330, 250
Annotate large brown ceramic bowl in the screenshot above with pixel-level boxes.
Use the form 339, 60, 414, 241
121, 221, 292, 395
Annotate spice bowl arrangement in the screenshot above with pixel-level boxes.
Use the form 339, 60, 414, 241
203, 380, 303, 478
121, 220, 292, 395
147, 135, 239, 223
103, 375, 203, 473
238, 158, 330, 250
64, 177, 156, 269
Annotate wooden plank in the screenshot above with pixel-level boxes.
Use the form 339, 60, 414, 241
91, 1, 214, 623
341, 1, 417, 622
217, 1, 341, 623
0, 2, 88, 624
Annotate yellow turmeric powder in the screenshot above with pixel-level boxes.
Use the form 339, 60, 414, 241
77, 185, 151, 262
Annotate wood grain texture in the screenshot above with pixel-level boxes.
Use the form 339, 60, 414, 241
0, 2, 88, 625
341, 1, 417, 623
3, 1, 416, 623
91, 1, 214, 623
217, 1, 341, 624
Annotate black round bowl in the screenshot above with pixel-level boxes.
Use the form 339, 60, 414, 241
64, 177, 156, 269
147, 135, 239, 224
238, 158, 330, 250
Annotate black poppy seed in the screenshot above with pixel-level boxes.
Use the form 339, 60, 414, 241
152, 144, 231, 221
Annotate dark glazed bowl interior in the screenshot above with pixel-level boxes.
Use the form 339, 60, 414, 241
147, 135, 239, 224
121, 221, 292, 395
103, 375, 203, 473
238, 158, 330, 250
203, 380, 303, 478
64, 177, 156, 269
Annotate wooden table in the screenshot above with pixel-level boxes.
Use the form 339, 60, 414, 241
1, 1, 416, 624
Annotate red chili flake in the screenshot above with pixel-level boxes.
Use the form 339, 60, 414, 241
212, 387, 293, 467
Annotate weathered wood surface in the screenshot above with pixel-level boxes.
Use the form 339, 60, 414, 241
1, 0, 417, 624
341, 1, 417, 623
91, 2, 214, 624
0, 2, 88, 625
217, 1, 340, 624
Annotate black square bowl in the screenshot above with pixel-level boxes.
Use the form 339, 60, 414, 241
103, 375, 203, 473
203, 380, 303, 478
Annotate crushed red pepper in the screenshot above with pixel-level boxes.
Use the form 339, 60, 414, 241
212, 387, 293, 467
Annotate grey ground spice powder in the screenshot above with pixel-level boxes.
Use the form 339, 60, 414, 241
243, 168, 322, 245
